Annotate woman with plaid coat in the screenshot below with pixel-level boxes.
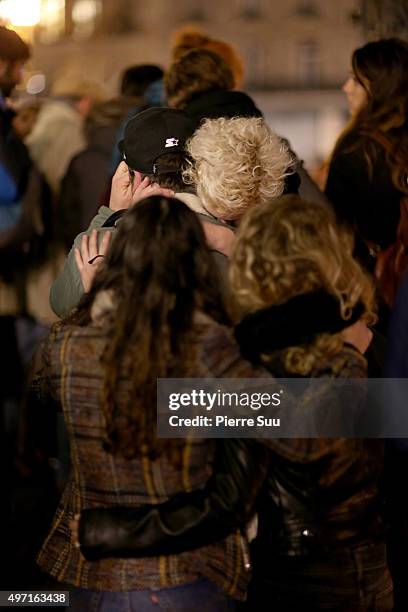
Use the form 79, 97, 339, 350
35, 196, 268, 611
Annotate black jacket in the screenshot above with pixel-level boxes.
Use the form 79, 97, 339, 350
325, 131, 403, 251
183, 89, 262, 127
57, 126, 116, 251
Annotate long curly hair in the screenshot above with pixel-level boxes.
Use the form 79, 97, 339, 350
183, 117, 296, 221
230, 195, 376, 375
70, 196, 228, 460
334, 38, 408, 193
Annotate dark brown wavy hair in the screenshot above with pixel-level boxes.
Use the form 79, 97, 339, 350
70, 196, 228, 460
165, 48, 235, 109
334, 38, 408, 193
170, 26, 244, 88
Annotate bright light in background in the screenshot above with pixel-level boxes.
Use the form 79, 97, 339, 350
72, 0, 101, 39
41, 0, 65, 20
39, 0, 66, 44
0, 0, 41, 26
72, 0, 100, 24
0, 0, 100, 42
26, 73, 46, 94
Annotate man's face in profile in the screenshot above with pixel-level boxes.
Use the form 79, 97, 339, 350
0, 59, 24, 98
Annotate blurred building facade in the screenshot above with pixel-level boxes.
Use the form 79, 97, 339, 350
26, 0, 361, 91
358, 0, 408, 40
2, 0, 365, 167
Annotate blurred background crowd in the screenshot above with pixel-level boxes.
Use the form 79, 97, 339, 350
1, 1, 408, 610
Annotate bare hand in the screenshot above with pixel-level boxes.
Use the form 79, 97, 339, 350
74, 229, 111, 292
109, 161, 174, 211
131, 176, 174, 203
109, 161, 141, 211
342, 319, 373, 354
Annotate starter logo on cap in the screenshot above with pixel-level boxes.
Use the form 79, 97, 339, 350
165, 138, 179, 148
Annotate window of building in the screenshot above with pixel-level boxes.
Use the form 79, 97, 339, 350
71, 0, 101, 38
245, 42, 266, 87
185, 0, 205, 21
38, 0, 66, 44
238, 0, 262, 19
31, 0, 102, 44
297, 40, 320, 86
294, 1, 319, 18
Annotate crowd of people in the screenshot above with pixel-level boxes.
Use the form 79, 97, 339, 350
1, 21, 408, 612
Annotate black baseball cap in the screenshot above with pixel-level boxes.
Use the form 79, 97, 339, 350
119, 107, 195, 174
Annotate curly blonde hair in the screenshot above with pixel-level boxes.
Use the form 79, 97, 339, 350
183, 117, 295, 221
230, 195, 376, 375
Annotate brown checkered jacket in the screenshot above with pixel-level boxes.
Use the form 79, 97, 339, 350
36, 313, 264, 597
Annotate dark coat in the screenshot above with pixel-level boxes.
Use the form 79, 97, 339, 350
183, 89, 263, 127
57, 98, 136, 250
35, 313, 266, 597
325, 131, 403, 251
57, 126, 116, 250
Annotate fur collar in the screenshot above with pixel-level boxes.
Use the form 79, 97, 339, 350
235, 291, 364, 363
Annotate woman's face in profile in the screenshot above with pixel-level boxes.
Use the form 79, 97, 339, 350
342, 71, 368, 117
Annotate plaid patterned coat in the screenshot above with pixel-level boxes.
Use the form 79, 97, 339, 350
36, 313, 263, 597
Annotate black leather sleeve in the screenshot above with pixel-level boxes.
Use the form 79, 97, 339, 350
78, 438, 269, 560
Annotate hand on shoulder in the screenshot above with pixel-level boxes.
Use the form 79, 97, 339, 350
342, 319, 373, 354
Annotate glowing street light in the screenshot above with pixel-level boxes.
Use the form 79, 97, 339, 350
0, 0, 42, 27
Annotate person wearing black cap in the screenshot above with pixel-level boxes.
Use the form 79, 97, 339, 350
50, 107, 232, 317
118, 106, 195, 181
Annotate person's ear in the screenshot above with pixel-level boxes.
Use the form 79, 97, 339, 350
76, 95, 93, 117
0, 59, 8, 78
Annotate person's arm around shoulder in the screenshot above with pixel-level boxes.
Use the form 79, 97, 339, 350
50, 162, 137, 317
49, 206, 114, 318
77, 438, 269, 560
50, 162, 173, 318
75, 324, 271, 560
